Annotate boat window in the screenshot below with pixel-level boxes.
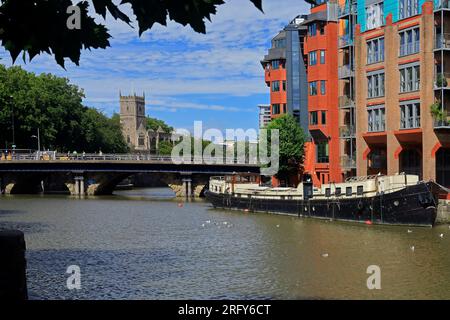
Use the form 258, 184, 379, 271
346, 187, 352, 196
335, 187, 342, 196
357, 186, 364, 195
325, 188, 331, 197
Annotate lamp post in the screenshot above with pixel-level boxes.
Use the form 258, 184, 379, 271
9, 95, 15, 148
31, 129, 41, 159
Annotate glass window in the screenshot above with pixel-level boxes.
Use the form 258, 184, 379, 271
399, 0, 419, 20
272, 81, 280, 92
335, 187, 342, 196
357, 186, 364, 196
366, 2, 384, 30
320, 80, 326, 95
282, 80, 286, 91
321, 111, 326, 125
316, 141, 329, 163
400, 64, 420, 93
308, 23, 317, 37
346, 187, 352, 196
367, 37, 384, 64
325, 188, 331, 197
399, 27, 420, 56
309, 51, 317, 66
320, 50, 326, 64
368, 105, 386, 132
310, 111, 318, 125
271, 60, 280, 69
272, 104, 281, 115
400, 102, 421, 129
309, 81, 318, 96
367, 73, 385, 98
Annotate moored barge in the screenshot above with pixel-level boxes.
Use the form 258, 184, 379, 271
205, 173, 444, 227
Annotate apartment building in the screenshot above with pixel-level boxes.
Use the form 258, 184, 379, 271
303, 0, 342, 185
353, 0, 450, 189
261, 16, 309, 133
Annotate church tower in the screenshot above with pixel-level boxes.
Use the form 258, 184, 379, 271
119, 92, 147, 150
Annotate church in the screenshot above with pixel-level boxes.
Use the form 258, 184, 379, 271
119, 92, 175, 153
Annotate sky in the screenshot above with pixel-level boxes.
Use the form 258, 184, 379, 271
0, 0, 310, 133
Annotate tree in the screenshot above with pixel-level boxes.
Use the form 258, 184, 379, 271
0, 65, 127, 152
157, 140, 173, 156
0, 0, 263, 68
266, 114, 306, 183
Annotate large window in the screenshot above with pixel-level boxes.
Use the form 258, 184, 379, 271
366, 2, 384, 30
367, 37, 384, 64
309, 51, 317, 66
271, 60, 280, 69
400, 102, 421, 129
271, 81, 280, 92
310, 111, 318, 125
272, 104, 281, 115
321, 111, 327, 125
399, 0, 419, 20
320, 80, 326, 95
274, 38, 286, 48
399, 27, 420, 56
316, 141, 329, 163
320, 50, 326, 64
308, 23, 317, 37
282, 80, 286, 91
367, 72, 385, 98
368, 105, 386, 132
309, 81, 318, 96
400, 64, 420, 93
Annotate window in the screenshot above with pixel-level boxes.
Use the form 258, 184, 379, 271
400, 64, 420, 93
346, 187, 352, 197
366, 2, 384, 30
319, 23, 325, 35
399, 0, 419, 20
321, 111, 327, 125
367, 72, 385, 98
335, 187, 342, 196
368, 105, 386, 132
272, 81, 280, 92
320, 50, 326, 64
325, 188, 331, 197
399, 27, 420, 56
274, 38, 286, 48
310, 111, 318, 125
316, 141, 329, 163
357, 186, 364, 196
271, 60, 280, 69
308, 23, 317, 37
400, 102, 421, 129
272, 104, 281, 115
367, 37, 384, 64
309, 51, 317, 66
309, 81, 318, 96
283, 104, 287, 114
320, 80, 326, 95
282, 80, 286, 91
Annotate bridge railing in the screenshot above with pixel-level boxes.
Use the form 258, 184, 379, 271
0, 152, 260, 165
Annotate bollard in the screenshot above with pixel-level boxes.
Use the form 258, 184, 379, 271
0, 230, 28, 300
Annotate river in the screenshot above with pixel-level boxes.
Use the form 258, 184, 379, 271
0, 188, 449, 300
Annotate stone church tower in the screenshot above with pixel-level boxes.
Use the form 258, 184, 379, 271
119, 92, 148, 150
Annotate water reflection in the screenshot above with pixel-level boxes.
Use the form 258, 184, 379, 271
0, 188, 449, 300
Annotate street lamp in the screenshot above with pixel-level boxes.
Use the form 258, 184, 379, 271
9, 95, 15, 148
31, 128, 41, 154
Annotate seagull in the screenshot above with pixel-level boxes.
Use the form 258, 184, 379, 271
276, 224, 280, 228
410, 246, 415, 251
407, 229, 413, 233
223, 222, 228, 225
206, 220, 211, 224
439, 233, 444, 238
201, 224, 205, 228
321, 253, 329, 258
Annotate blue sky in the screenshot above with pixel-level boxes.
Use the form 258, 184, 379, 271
0, 0, 309, 133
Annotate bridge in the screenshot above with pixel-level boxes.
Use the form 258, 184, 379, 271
0, 153, 260, 197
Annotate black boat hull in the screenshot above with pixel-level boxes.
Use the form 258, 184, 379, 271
205, 182, 439, 227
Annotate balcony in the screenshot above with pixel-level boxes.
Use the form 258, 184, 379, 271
436, 33, 450, 49
339, 34, 354, 48
340, 155, 356, 169
432, 103, 450, 129
338, 64, 354, 79
339, 125, 356, 138
338, 95, 355, 109
435, 0, 450, 10
435, 72, 450, 89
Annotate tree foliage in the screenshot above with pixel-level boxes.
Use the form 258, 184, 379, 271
266, 114, 306, 180
0, 65, 128, 152
146, 117, 173, 133
0, 0, 263, 67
